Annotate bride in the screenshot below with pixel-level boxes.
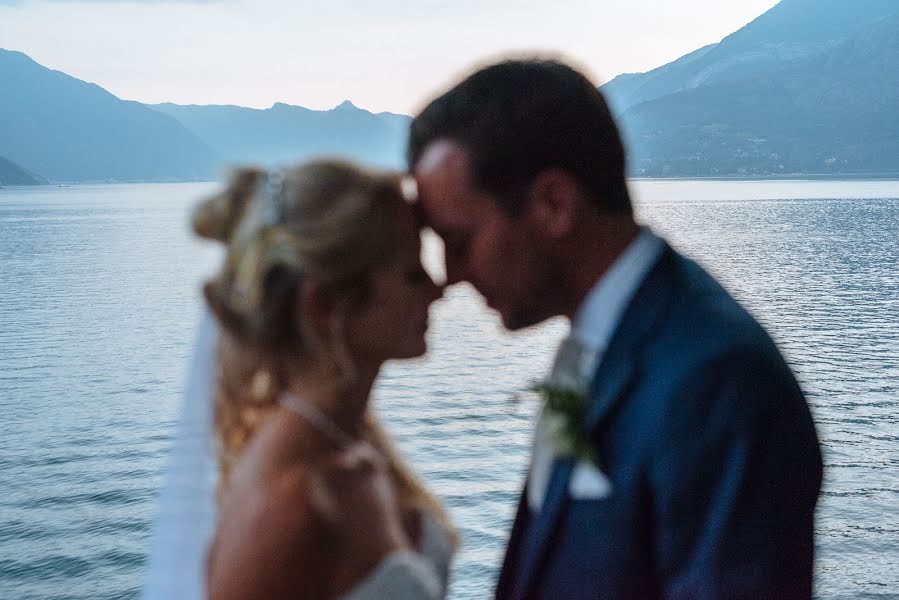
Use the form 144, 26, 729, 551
186, 160, 455, 598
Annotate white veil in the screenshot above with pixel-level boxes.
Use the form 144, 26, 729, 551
139, 172, 425, 599
141, 310, 219, 600
141, 169, 285, 598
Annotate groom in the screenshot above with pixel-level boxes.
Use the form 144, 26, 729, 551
409, 59, 823, 598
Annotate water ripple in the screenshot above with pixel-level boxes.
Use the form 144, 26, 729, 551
1, 182, 897, 599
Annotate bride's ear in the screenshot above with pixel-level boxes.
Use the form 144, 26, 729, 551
298, 279, 337, 339
297, 280, 355, 381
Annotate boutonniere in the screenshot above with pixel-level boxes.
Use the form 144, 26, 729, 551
530, 379, 601, 468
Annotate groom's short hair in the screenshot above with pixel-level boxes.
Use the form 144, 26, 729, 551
408, 58, 631, 217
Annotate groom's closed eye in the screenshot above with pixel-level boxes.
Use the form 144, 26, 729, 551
406, 265, 432, 284
444, 233, 471, 260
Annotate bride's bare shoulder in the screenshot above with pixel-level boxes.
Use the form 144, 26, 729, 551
207, 425, 335, 598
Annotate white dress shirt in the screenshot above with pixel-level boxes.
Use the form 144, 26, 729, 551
527, 227, 665, 512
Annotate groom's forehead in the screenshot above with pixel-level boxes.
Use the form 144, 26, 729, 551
413, 140, 482, 227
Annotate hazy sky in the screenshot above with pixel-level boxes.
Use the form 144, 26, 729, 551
0, 0, 780, 114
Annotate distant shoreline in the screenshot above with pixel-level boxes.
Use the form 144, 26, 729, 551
630, 173, 899, 182
4, 173, 899, 190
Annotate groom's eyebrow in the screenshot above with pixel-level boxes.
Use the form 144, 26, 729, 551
441, 230, 472, 254
430, 226, 456, 244
420, 212, 458, 238
431, 223, 461, 239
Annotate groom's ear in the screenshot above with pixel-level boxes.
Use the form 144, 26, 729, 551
528, 168, 579, 239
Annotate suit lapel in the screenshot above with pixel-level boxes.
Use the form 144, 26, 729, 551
585, 245, 678, 433
509, 246, 681, 598
584, 356, 638, 433
512, 458, 575, 598
496, 482, 532, 599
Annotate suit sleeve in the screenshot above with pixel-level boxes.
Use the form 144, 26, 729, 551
648, 349, 823, 599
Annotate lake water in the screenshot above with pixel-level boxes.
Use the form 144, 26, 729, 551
1, 180, 897, 599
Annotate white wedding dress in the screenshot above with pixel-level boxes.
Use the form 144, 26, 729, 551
343, 512, 454, 599
141, 312, 453, 600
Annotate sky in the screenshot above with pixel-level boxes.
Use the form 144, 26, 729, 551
0, 0, 780, 115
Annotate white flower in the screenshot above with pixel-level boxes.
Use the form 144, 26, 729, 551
532, 380, 600, 467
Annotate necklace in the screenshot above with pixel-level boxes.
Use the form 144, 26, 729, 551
279, 393, 357, 449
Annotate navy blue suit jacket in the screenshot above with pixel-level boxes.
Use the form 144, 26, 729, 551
496, 244, 823, 599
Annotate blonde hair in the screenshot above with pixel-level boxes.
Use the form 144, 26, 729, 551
193, 159, 454, 538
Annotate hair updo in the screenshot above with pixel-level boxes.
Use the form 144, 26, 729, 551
193, 160, 408, 351
192, 160, 453, 539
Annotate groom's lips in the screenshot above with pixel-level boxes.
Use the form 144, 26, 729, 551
475, 283, 497, 309
483, 292, 496, 309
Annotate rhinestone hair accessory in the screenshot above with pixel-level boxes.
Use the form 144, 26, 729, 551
258, 169, 286, 225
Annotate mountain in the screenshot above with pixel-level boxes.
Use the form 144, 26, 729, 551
603, 0, 899, 176
603, 0, 899, 114
150, 100, 411, 170
5, 0, 896, 183
0, 47, 410, 183
0, 156, 45, 185
0, 49, 219, 183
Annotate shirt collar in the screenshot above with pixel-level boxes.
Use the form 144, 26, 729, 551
571, 227, 665, 355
